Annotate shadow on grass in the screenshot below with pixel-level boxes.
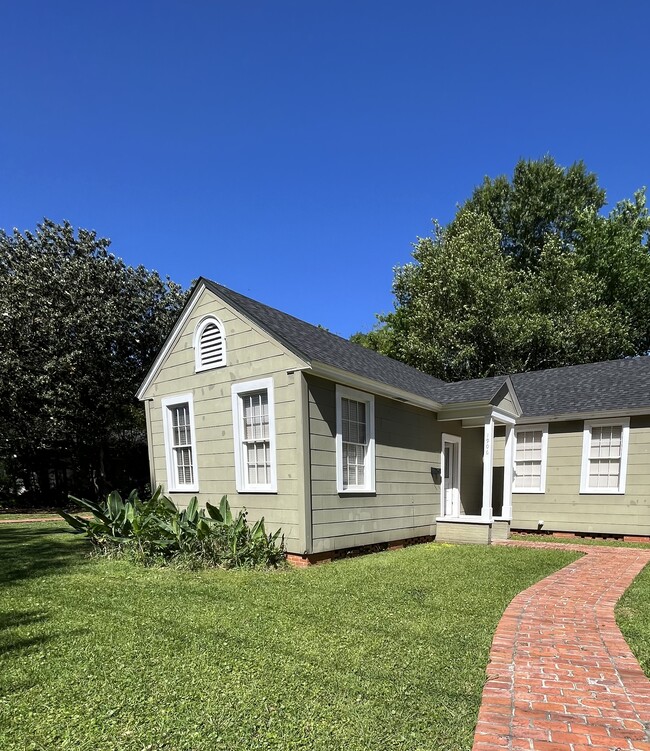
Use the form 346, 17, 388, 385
0, 524, 90, 587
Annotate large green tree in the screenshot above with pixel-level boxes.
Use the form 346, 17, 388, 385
0, 220, 187, 503
353, 157, 650, 380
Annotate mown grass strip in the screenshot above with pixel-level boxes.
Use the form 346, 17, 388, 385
0, 524, 577, 751
511, 532, 650, 549
617, 560, 650, 680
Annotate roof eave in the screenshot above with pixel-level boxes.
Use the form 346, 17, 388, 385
308, 361, 443, 411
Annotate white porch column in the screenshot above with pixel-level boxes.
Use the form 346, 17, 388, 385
481, 416, 494, 520
502, 423, 514, 520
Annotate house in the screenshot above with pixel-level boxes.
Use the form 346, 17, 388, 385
136, 278, 650, 561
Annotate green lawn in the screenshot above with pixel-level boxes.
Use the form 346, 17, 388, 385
511, 532, 650, 549
617, 561, 650, 679
0, 513, 63, 521
0, 524, 577, 751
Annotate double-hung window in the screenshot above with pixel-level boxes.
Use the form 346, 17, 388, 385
580, 418, 630, 494
512, 425, 548, 493
231, 378, 277, 492
162, 393, 199, 492
336, 385, 375, 493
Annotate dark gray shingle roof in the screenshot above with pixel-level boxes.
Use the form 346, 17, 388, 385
436, 376, 510, 405
510, 357, 650, 417
204, 279, 650, 415
204, 279, 447, 402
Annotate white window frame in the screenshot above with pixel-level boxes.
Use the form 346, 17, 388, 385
231, 377, 277, 493
193, 315, 227, 372
580, 418, 630, 495
161, 393, 199, 493
512, 424, 549, 494
335, 385, 375, 494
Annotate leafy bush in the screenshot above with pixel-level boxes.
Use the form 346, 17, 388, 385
59, 488, 285, 569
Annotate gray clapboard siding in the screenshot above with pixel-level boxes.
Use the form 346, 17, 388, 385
142, 286, 303, 550
307, 374, 440, 550
511, 417, 650, 536
311, 526, 434, 554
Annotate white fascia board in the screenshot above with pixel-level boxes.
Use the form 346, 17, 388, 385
308, 361, 442, 411
137, 282, 207, 400
516, 407, 650, 424
437, 402, 492, 422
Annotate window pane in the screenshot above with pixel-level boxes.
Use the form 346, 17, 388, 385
243, 391, 269, 441
175, 447, 194, 485
587, 425, 622, 489
245, 440, 271, 486
514, 430, 543, 490
342, 398, 366, 444
171, 404, 191, 447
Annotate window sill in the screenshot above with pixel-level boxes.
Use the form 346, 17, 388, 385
579, 488, 625, 495
338, 489, 376, 497
512, 488, 545, 494
169, 487, 200, 494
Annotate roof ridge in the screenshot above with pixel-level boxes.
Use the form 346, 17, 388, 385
203, 277, 448, 389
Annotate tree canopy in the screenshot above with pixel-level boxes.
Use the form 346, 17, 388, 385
0, 220, 187, 503
352, 157, 650, 381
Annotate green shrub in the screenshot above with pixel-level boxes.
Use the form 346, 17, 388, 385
59, 489, 285, 569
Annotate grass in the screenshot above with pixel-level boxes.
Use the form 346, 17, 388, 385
511, 532, 650, 549
617, 560, 650, 680
0, 512, 63, 520
0, 524, 578, 751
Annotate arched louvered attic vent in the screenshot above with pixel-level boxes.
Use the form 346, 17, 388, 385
194, 316, 226, 372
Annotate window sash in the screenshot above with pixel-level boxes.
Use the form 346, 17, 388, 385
231, 379, 276, 493
581, 420, 629, 494
336, 387, 374, 493
162, 394, 198, 492
587, 426, 622, 489
240, 390, 271, 487
513, 427, 546, 492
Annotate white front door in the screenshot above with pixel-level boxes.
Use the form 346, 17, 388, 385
442, 435, 461, 517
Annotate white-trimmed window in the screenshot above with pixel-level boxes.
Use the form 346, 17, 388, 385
162, 393, 199, 492
513, 424, 548, 493
581, 418, 630, 494
336, 385, 375, 493
231, 378, 277, 493
194, 315, 226, 372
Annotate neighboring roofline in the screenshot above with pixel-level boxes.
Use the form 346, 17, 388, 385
308, 361, 443, 411
516, 406, 650, 423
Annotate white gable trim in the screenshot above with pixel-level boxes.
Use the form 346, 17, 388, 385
137, 282, 207, 400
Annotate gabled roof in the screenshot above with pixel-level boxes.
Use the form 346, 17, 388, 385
202, 279, 449, 403
510, 357, 650, 417
138, 277, 650, 418
436, 375, 511, 405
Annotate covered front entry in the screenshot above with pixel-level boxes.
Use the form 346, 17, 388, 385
436, 411, 515, 545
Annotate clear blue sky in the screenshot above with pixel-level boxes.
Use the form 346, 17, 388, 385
1, 1, 648, 337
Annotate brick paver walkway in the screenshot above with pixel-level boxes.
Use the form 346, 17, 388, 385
473, 541, 650, 751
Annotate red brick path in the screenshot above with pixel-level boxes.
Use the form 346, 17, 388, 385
473, 541, 650, 751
